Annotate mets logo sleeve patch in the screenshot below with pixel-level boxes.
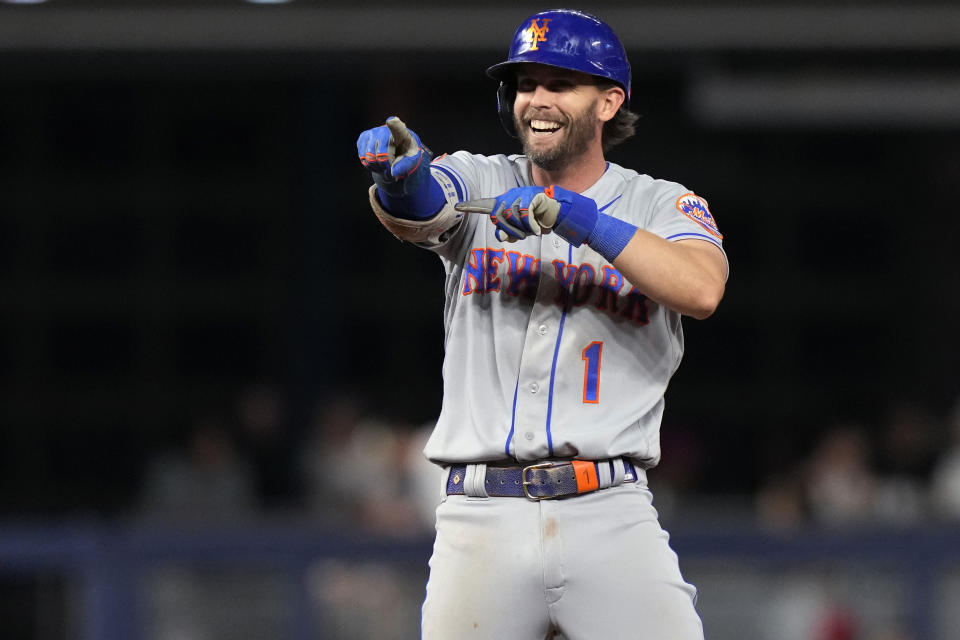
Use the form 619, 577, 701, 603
675, 193, 722, 239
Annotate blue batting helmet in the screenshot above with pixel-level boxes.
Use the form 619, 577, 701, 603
487, 9, 632, 137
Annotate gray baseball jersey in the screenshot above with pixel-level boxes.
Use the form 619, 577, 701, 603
419, 151, 726, 468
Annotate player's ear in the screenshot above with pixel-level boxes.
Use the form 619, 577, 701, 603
596, 86, 625, 123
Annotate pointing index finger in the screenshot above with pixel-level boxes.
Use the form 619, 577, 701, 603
385, 116, 408, 138
455, 199, 498, 214
386, 117, 413, 155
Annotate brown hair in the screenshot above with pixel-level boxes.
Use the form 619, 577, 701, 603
596, 80, 639, 152
602, 106, 640, 152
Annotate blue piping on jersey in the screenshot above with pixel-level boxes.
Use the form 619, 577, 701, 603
431, 164, 466, 202
504, 378, 520, 457
666, 231, 723, 248
598, 194, 622, 213
544, 243, 574, 455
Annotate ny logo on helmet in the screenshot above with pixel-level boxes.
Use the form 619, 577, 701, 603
525, 18, 552, 51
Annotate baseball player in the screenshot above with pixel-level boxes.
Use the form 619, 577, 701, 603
356, 8, 727, 639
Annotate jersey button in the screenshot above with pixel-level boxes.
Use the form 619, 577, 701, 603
529, 382, 539, 393
537, 324, 548, 336
524, 431, 534, 441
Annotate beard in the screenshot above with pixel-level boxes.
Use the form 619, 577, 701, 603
515, 98, 599, 172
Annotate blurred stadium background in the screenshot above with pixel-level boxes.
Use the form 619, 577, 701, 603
1, 1, 960, 639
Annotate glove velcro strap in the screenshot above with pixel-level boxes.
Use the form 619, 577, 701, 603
546, 184, 598, 247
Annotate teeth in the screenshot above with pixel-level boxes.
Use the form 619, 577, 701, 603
530, 120, 561, 131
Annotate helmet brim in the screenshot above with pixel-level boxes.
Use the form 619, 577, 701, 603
486, 59, 624, 88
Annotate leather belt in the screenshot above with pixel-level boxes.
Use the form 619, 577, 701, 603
446, 459, 636, 500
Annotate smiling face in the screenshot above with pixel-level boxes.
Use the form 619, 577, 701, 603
512, 64, 611, 172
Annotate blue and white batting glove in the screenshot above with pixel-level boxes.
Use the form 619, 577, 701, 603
357, 116, 432, 197
357, 116, 445, 218
454, 186, 554, 243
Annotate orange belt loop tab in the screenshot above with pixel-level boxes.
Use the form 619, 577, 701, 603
571, 460, 600, 493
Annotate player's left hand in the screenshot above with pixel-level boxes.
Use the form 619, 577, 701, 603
455, 186, 561, 243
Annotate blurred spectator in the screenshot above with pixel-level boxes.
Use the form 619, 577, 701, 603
647, 424, 705, 521
403, 421, 446, 531
930, 397, 960, 520
760, 579, 852, 640
298, 391, 429, 535
132, 408, 276, 640
298, 391, 365, 520
804, 424, 877, 527
307, 559, 423, 640
875, 400, 939, 479
299, 395, 438, 640
755, 468, 806, 531
870, 400, 937, 526
234, 382, 299, 510
813, 606, 857, 640
872, 473, 926, 527
138, 414, 256, 522
145, 567, 288, 640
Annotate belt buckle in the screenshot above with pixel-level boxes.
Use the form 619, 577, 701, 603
521, 462, 560, 500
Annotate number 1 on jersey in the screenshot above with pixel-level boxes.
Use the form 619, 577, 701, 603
581, 341, 603, 404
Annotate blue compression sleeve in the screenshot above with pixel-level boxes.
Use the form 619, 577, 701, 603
374, 163, 445, 220
586, 213, 638, 263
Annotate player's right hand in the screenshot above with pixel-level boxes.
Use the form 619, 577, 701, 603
357, 116, 428, 182
455, 186, 561, 243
